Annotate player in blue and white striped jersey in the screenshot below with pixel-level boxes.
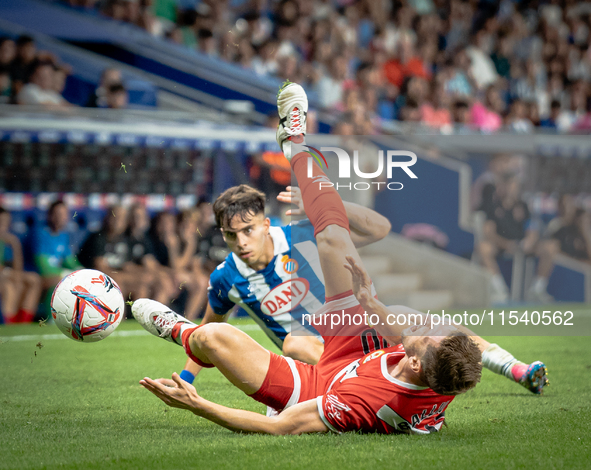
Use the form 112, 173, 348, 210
179, 184, 391, 384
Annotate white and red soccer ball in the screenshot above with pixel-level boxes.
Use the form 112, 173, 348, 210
51, 269, 125, 342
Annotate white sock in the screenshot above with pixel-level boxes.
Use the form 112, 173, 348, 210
531, 276, 548, 293
482, 343, 524, 380
173, 322, 197, 347
491, 274, 509, 294
281, 135, 305, 161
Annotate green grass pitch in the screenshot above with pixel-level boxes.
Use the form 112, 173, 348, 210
1, 311, 590, 470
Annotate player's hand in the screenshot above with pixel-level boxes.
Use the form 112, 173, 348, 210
140, 372, 200, 411
343, 255, 373, 306
277, 186, 304, 216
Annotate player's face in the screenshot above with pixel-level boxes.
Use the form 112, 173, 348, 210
221, 212, 270, 267
49, 204, 69, 232
0, 212, 10, 234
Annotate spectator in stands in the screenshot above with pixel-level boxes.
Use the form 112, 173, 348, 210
10, 36, 37, 97
105, 82, 128, 109
17, 61, 70, 108
149, 211, 178, 269
442, 50, 475, 98
471, 154, 513, 213
477, 176, 558, 303
0, 67, 11, 104
0, 207, 42, 323
101, 0, 127, 22
197, 29, 217, 57
505, 99, 535, 134
314, 55, 349, 109
195, 200, 228, 274
86, 68, 123, 107
420, 81, 452, 130
540, 100, 562, 130
546, 195, 591, 262
33, 201, 82, 315
52, 65, 70, 98
63, 0, 591, 135
383, 34, 431, 90
127, 203, 175, 303
172, 208, 209, 320
452, 99, 472, 132
470, 85, 504, 133
466, 29, 499, 91
0, 37, 16, 69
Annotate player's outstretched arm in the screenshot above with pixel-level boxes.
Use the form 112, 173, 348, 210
140, 373, 328, 435
277, 186, 390, 247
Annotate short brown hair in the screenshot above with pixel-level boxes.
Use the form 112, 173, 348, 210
213, 185, 265, 228
421, 332, 482, 396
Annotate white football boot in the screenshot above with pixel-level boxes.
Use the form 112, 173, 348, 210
132, 299, 196, 345
276, 80, 308, 160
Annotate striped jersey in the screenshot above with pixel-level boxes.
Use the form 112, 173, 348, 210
207, 219, 325, 348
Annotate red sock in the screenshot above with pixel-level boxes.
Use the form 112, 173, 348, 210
289, 136, 349, 237
173, 324, 215, 369
18, 309, 35, 323
4, 313, 20, 324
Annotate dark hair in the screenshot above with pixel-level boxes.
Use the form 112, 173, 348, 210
454, 100, 469, 110
421, 332, 482, 396
198, 29, 214, 40
48, 200, 66, 216
107, 83, 126, 94
31, 60, 54, 75
213, 185, 265, 228
0, 206, 7, 215
16, 35, 34, 47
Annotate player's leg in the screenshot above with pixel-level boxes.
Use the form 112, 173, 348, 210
0, 272, 20, 322
276, 83, 365, 298
19, 271, 42, 322
388, 304, 549, 394
186, 323, 271, 394
132, 299, 269, 395
282, 333, 323, 365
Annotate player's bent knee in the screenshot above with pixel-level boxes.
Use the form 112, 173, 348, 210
191, 323, 236, 352
316, 225, 350, 248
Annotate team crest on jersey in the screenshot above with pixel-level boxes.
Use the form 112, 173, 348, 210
260, 278, 309, 316
281, 255, 298, 274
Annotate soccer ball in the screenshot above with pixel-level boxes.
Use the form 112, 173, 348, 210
51, 269, 125, 342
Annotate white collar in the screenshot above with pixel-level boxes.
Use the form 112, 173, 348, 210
231, 226, 288, 277
380, 353, 429, 390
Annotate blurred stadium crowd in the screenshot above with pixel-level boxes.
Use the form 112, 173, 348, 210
2, 0, 591, 132
471, 154, 591, 303
0, 200, 229, 323
0, 35, 129, 109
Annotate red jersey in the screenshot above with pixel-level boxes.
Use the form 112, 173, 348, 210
317, 345, 454, 435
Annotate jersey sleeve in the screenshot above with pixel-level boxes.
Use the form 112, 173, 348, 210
317, 390, 371, 434
318, 384, 452, 435
207, 263, 235, 316
290, 219, 315, 244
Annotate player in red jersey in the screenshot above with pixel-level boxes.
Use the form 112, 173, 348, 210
133, 83, 487, 435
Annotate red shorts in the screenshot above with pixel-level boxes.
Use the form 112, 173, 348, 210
250, 291, 387, 411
